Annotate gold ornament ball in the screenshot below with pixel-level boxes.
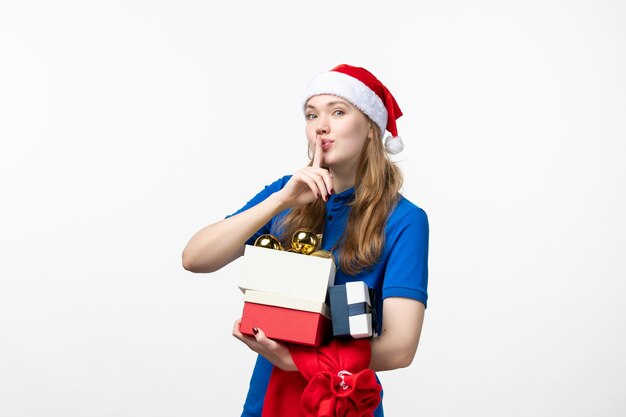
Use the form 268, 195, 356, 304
254, 234, 284, 251
292, 229, 322, 255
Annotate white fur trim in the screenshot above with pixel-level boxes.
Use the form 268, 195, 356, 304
384, 135, 404, 154
302, 71, 388, 136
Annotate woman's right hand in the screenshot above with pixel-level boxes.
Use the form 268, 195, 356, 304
181, 137, 332, 273
274, 135, 334, 208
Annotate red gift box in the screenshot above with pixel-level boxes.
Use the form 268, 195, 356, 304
240, 302, 331, 346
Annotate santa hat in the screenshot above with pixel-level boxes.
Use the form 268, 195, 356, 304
302, 64, 404, 154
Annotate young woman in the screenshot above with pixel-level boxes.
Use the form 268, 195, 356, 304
182, 64, 429, 417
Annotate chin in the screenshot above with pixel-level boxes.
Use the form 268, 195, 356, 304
323, 156, 339, 167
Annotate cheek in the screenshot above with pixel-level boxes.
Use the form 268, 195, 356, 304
341, 116, 369, 139
344, 124, 369, 147
305, 130, 319, 155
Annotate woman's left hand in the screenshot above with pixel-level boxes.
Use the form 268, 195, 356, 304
232, 319, 298, 371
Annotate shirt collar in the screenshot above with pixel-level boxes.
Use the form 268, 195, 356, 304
326, 186, 355, 209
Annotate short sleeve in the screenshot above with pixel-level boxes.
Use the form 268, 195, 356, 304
225, 175, 291, 246
382, 206, 429, 308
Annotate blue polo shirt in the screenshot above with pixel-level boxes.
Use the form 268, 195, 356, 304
228, 175, 429, 417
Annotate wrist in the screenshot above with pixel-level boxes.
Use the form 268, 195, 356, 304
268, 190, 291, 212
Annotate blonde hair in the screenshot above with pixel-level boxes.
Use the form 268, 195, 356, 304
276, 121, 403, 275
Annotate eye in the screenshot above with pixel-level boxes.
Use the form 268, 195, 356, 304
306, 113, 317, 120
333, 109, 345, 116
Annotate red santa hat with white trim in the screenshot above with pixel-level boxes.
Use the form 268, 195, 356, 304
302, 64, 404, 154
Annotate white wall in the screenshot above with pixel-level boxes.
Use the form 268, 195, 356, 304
1, 1, 624, 416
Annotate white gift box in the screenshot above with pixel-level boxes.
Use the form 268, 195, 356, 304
329, 281, 374, 339
238, 244, 336, 304
243, 289, 330, 317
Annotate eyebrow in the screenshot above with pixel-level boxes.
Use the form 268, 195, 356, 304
305, 100, 349, 110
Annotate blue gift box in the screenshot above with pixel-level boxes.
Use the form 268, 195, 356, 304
329, 281, 376, 338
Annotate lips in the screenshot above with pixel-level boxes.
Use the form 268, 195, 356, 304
321, 139, 334, 151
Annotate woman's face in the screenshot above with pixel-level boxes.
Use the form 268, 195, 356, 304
305, 94, 372, 171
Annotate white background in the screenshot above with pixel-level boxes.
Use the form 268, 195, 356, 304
1, 1, 625, 416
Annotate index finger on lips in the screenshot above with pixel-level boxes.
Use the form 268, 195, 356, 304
312, 135, 323, 169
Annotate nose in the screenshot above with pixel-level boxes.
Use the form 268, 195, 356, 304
315, 115, 329, 135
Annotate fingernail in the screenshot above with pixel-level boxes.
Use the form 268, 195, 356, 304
330, 189, 334, 195
317, 193, 320, 199
324, 195, 329, 202
252, 327, 259, 335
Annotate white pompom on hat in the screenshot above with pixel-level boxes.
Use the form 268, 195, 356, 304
302, 64, 404, 154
